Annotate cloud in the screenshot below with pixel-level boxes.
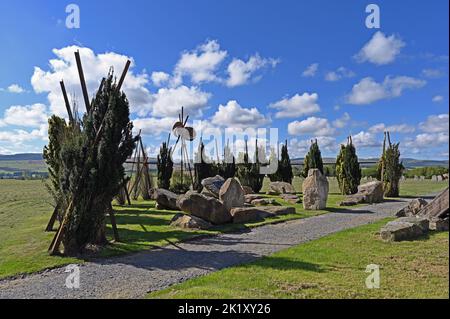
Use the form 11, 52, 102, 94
405, 132, 449, 149
422, 68, 445, 79
419, 114, 449, 133
6, 84, 26, 93
0, 124, 48, 144
355, 31, 405, 65
0, 104, 49, 128
302, 63, 319, 77
31, 45, 153, 117
226, 54, 279, 87
288, 117, 335, 136
324, 67, 355, 82
151, 71, 170, 87
346, 76, 426, 105
369, 123, 415, 134
432, 95, 444, 103
133, 116, 176, 137
269, 93, 320, 118
151, 85, 211, 118
173, 40, 227, 85
350, 131, 381, 148
333, 112, 351, 129
289, 136, 337, 157
211, 100, 270, 128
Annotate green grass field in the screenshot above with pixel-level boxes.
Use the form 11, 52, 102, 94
148, 219, 449, 299
0, 178, 447, 281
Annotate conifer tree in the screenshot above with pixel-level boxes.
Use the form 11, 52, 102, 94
336, 136, 361, 195
302, 139, 324, 177
377, 132, 404, 197
157, 142, 173, 190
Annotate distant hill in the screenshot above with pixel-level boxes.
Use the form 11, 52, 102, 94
0, 153, 43, 161
400, 158, 449, 169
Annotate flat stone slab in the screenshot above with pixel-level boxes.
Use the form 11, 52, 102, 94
380, 218, 427, 242
170, 213, 212, 230
429, 217, 449, 231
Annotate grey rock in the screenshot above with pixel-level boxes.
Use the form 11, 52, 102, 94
395, 198, 428, 217
242, 186, 254, 195
245, 194, 264, 204
280, 194, 300, 204
395, 217, 430, 232
380, 221, 425, 242
429, 217, 449, 231
153, 189, 180, 211
267, 181, 296, 195
201, 175, 225, 198
251, 198, 278, 206
302, 169, 329, 210
230, 207, 272, 224
170, 213, 212, 230
177, 191, 232, 225
219, 178, 245, 212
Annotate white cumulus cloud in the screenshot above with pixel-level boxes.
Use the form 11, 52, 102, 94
269, 93, 320, 118
211, 100, 270, 128
226, 54, 278, 87
288, 117, 335, 136
355, 31, 405, 65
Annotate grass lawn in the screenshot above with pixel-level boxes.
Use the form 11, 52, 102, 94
148, 219, 449, 299
0, 178, 348, 279
0, 178, 447, 280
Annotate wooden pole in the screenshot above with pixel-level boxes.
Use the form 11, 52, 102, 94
74, 51, 91, 113
108, 204, 120, 242
117, 60, 131, 92
60, 80, 74, 123
45, 205, 59, 232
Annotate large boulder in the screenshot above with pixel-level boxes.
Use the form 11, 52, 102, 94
170, 213, 212, 230
340, 181, 384, 206
429, 217, 449, 231
396, 198, 428, 217
201, 175, 225, 198
251, 198, 279, 206
302, 169, 329, 210
267, 181, 296, 195
396, 217, 430, 232
153, 188, 180, 211
380, 219, 427, 242
357, 181, 384, 203
177, 191, 232, 224
259, 206, 295, 215
219, 178, 245, 212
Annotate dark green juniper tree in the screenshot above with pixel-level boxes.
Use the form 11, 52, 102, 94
377, 132, 404, 197
270, 140, 293, 183
302, 139, 324, 177
237, 139, 264, 193
194, 139, 216, 191
45, 71, 136, 255
217, 143, 236, 179
157, 142, 173, 190
336, 136, 361, 195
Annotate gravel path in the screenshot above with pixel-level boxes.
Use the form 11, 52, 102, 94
0, 199, 411, 299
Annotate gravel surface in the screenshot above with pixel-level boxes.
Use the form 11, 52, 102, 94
0, 199, 411, 299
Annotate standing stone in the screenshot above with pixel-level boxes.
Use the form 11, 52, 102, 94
302, 169, 329, 210
420, 176, 425, 181
219, 178, 245, 212
357, 181, 384, 203
267, 181, 296, 195
437, 175, 443, 182
414, 175, 419, 181
201, 175, 225, 198
177, 191, 232, 224
431, 175, 437, 182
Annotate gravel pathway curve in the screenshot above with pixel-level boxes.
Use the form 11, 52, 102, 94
0, 199, 411, 299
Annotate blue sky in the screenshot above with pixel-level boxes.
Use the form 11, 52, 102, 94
0, 0, 448, 160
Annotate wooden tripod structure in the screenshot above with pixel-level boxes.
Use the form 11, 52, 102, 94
126, 130, 153, 200
47, 51, 131, 255
170, 107, 196, 190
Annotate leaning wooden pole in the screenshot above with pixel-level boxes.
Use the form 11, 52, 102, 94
60, 80, 74, 123
74, 51, 91, 113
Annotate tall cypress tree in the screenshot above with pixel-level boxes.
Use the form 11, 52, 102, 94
157, 142, 173, 190
336, 136, 361, 195
194, 140, 215, 190
302, 139, 324, 177
237, 139, 263, 193
279, 140, 293, 183
377, 132, 404, 197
